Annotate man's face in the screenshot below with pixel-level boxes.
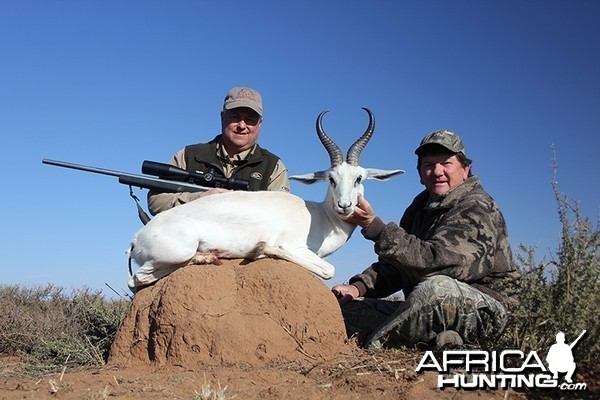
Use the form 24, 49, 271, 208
419, 152, 470, 199
221, 107, 262, 154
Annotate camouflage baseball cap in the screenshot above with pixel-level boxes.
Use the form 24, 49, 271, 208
415, 129, 467, 157
223, 87, 263, 116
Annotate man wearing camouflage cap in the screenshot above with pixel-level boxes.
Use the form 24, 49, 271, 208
148, 87, 289, 215
333, 130, 520, 348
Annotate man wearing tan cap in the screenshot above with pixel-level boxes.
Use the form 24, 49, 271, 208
148, 87, 289, 215
332, 130, 520, 349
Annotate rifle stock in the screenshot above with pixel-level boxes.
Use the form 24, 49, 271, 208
118, 176, 207, 193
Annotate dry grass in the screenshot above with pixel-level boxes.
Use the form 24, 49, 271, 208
0, 284, 129, 376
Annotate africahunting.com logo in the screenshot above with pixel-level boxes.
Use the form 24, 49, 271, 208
415, 330, 588, 391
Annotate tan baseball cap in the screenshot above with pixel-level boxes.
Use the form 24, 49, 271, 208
222, 87, 263, 116
415, 129, 467, 157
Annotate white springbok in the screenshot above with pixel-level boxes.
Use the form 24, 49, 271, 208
127, 108, 404, 290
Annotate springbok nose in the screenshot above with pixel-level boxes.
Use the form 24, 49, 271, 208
338, 200, 351, 210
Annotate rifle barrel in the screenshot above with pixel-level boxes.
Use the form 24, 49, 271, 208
42, 158, 211, 193
570, 329, 587, 349
42, 159, 129, 178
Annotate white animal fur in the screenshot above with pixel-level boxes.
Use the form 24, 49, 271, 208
127, 109, 404, 290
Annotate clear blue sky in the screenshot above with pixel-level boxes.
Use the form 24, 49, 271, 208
1, 0, 598, 297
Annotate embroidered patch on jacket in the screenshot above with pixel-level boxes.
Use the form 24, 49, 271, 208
250, 172, 263, 180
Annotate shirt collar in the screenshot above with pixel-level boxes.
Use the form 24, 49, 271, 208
216, 139, 256, 166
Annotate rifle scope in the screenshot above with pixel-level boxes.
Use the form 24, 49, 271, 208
142, 161, 249, 191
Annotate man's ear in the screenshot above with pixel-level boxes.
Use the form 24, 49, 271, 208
463, 165, 471, 180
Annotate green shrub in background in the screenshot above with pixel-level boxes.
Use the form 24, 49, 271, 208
502, 156, 599, 364
0, 284, 129, 374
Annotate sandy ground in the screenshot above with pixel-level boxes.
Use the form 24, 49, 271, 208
5, 351, 596, 399
1, 350, 532, 400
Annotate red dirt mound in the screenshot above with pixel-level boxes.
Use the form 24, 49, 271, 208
109, 258, 349, 367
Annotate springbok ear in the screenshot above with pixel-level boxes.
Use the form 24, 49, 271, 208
364, 168, 405, 181
289, 171, 329, 185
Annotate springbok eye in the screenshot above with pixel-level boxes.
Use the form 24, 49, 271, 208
329, 177, 336, 187
355, 176, 363, 185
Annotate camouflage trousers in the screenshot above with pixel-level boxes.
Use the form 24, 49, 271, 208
341, 275, 507, 349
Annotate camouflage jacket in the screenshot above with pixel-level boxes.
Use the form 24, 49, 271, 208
350, 177, 520, 309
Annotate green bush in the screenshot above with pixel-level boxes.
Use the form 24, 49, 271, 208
502, 157, 599, 364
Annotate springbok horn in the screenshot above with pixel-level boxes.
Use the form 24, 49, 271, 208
316, 110, 343, 167
346, 108, 375, 166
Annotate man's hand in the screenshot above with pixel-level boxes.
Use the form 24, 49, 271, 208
332, 282, 366, 306
340, 194, 376, 228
